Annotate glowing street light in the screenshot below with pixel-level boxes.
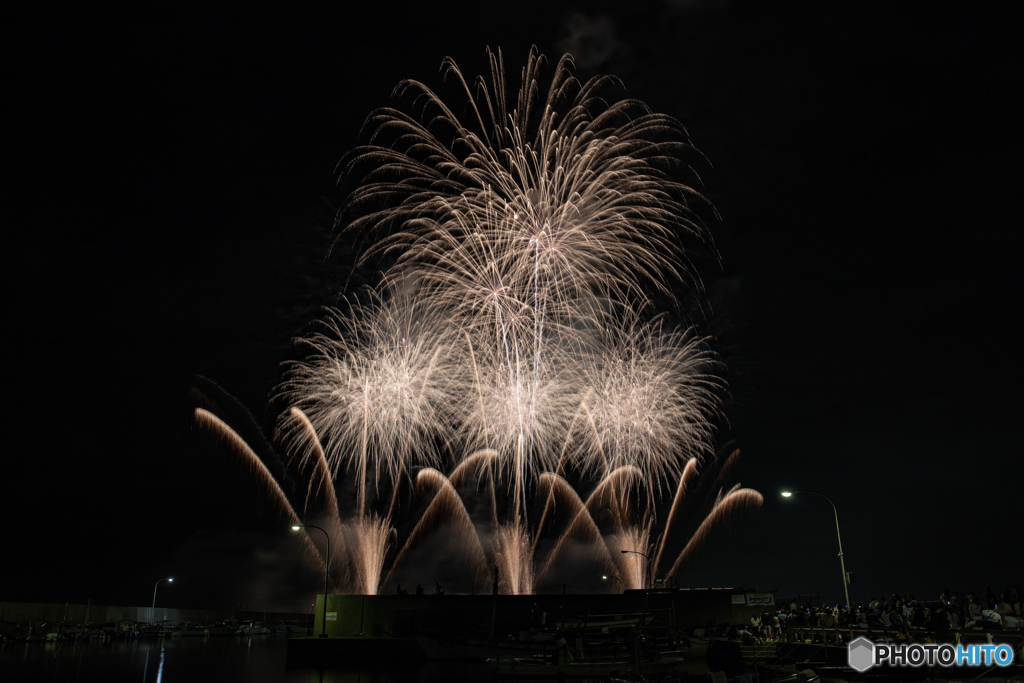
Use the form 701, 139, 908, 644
781, 490, 850, 608
152, 577, 173, 624
293, 524, 330, 638
621, 549, 652, 589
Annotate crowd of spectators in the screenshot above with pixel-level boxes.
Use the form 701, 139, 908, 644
736, 586, 1022, 645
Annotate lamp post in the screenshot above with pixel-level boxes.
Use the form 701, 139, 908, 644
620, 549, 652, 589
781, 490, 850, 608
293, 524, 330, 638
152, 577, 173, 624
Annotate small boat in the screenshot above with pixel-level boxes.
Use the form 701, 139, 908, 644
168, 626, 211, 637
234, 620, 272, 635
205, 623, 237, 636
140, 626, 172, 638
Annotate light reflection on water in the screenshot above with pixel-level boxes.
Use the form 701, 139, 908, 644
0, 636, 493, 683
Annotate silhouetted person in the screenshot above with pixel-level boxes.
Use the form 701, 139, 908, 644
416, 583, 424, 595
967, 595, 983, 624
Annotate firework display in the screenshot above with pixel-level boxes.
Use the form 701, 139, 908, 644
196, 48, 761, 595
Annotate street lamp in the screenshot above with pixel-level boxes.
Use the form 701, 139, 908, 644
621, 549, 652, 589
293, 524, 330, 638
152, 577, 173, 624
781, 490, 850, 608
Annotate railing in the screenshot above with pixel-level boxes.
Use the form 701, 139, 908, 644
780, 623, 1023, 648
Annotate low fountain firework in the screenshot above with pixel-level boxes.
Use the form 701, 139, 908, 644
194, 47, 761, 595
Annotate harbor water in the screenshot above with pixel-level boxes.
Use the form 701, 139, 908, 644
0, 635, 493, 683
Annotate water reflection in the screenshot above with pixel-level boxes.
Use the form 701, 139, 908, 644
0, 637, 495, 682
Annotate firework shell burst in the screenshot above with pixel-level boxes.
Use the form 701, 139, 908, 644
572, 309, 725, 494
327, 46, 723, 483
339, 46, 716, 306
198, 46, 761, 595
277, 280, 465, 506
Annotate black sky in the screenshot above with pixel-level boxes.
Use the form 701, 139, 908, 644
3, 3, 1021, 611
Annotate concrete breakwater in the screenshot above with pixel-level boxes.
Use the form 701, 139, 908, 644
1, 587, 768, 634
308, 587, 771, 638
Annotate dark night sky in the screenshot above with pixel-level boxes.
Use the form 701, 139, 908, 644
3, 3, 1021, 612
